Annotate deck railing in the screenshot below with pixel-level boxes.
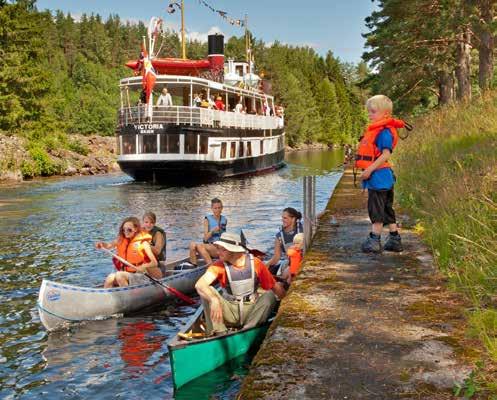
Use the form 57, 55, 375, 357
118, 106, 281, 130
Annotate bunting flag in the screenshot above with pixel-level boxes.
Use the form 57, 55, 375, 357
197, 0, 245, 27
167, 1, 181, 14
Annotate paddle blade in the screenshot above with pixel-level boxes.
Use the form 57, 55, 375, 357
247, 248, 266, 259
166, 285, 196, 305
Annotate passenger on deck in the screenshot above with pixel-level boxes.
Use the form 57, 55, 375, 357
96, 217, 160, 288
200, 94, 210, 108
215, 96, 225, 111
208, 95, 216, 109
234, 98, 243, 113
188, 198, 227, 267
266, 207, 304, 279
142, 211, 167, 263
157, 88, 173, 107
193, 93, 202, 107
195, 232, 286, 336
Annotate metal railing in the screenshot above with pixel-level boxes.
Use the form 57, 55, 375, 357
118, 106, 280, 130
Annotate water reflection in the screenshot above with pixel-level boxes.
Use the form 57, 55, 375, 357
0, 149, 343, 399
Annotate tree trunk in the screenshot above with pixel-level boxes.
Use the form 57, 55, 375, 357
478, 0, 494, 91
455, 26, 472, 101
438, 71, 455, 105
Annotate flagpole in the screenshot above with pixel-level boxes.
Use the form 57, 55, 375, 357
181, 0, 186, 59
244, 14, 249, 63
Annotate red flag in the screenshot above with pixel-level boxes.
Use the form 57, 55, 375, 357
141, 47, 157, 104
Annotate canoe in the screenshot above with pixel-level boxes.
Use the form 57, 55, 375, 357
37, 257, 206, 332
168, 304, 274, 389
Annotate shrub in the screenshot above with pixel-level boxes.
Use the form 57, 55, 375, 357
67, 139, 89, 156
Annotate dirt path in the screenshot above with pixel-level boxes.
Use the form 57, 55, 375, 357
239, 169, 482, 399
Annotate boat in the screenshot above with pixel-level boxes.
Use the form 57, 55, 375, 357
167, 304, 274, 389
116, 12, 285, 183
37, 257, 206, 332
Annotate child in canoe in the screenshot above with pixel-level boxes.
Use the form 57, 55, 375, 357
96, 216, 160, 288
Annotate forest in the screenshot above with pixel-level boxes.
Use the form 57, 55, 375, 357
0, 0, 367, 158
364, 0, 497, 114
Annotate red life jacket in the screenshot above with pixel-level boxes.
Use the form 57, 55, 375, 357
355, 118, 404, 170
115, 231, 152, 272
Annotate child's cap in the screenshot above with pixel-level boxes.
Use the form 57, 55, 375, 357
293, 233, 304, 245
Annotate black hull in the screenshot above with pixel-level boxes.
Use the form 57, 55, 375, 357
118, 149, 285, 183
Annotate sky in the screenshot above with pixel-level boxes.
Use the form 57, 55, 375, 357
36, 0, 376, 63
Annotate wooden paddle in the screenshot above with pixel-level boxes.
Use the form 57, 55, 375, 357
100, 248, 196, 305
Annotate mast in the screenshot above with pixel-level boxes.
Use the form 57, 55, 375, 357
181, 0, 186, 59
244, 14, 249, 63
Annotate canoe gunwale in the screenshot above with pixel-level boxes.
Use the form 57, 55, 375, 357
39, 265, 204, 294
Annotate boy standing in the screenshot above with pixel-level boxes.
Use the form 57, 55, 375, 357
356, 95, 406, 253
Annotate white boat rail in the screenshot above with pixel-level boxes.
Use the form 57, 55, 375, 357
118, 106, 281, 130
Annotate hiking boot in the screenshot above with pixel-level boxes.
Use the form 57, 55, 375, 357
361, 233, 382, 253
384, 233, 403, 252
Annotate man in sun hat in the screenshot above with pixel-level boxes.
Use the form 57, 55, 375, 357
195, 232, 286, 336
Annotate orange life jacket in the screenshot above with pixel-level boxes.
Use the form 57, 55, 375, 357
287, 247, 303, 277
355, 118, 404, 170
116, 231, 152, 272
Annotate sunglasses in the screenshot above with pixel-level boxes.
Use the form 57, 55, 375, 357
123, 227, 134, 234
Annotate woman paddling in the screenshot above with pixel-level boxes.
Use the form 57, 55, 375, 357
266, 207, 304, 278
96, 217, 160, 288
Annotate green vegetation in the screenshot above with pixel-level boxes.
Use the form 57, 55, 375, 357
394, 95, 497, 388
363, 1, 497, 114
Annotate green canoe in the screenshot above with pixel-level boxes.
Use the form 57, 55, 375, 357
168, 305, 273, 390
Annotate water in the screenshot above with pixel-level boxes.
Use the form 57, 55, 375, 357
0, 149, 343, 399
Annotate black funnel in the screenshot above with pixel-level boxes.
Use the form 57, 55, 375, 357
208, 34, 224, 55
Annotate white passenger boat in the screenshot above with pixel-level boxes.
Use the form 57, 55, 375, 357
37, 258, 205, 331
116, 14, 285, 183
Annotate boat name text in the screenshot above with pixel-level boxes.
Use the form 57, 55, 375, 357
133, 123, 164, 134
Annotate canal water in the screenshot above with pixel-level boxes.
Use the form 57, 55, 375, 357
0, 149, 343, 399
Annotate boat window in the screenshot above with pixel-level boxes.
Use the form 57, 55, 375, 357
122, 135, 136, 154
139, 135, 157, 154
199, 135, 208, 154
220, 142, 227, 159
260, 140, 264, 154
247, 141, 252, 156
230, 142, 236, 158
159, 134, 180, 154
185, 133, 198, 154
239, 141, 244, 157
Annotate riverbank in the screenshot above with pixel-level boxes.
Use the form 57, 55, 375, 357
0, 133, 119, 183
239, 168, 492, 399
0, 134, 342, 184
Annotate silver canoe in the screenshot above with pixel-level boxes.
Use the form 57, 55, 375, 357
37, 257, 206, 332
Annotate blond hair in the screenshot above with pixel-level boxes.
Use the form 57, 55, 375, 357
366, 95, 393, 114
293, 233, 304, 245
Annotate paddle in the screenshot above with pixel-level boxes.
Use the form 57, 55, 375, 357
100, 248, 196, 305
240, 230, 267, 259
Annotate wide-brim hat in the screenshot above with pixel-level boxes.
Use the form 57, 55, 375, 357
214, 232, 246, 253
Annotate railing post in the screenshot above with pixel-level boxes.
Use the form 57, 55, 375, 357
303, 175, 317, 253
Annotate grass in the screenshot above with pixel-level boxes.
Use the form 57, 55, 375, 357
394, 93, 497, 390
